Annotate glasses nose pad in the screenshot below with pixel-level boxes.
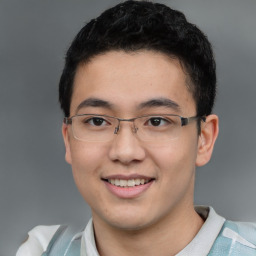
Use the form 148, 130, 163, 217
114, 119, 121, 134
114, 126, 119, 134
133, 126, 138, 133
132, 120, 138, 133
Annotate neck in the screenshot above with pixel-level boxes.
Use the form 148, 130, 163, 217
92, 204, 204, 256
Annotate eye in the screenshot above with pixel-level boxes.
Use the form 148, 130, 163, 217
85, 117, 109, 126
147, 117, 169, 127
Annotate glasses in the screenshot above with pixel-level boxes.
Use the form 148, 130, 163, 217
64, 114, 205, 142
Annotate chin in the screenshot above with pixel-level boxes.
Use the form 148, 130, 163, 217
100, 209, 157, 231
109, 219, 150, 231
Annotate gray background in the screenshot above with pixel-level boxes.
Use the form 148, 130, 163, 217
0, 0, 255, 255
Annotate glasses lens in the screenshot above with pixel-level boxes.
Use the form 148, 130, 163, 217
71, 115, 117, 142
135, 115, 182, 141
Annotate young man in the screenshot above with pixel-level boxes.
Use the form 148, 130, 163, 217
17, 1, 256, 255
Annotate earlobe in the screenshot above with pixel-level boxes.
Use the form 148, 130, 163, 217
62, 123, 72, 164
196, 114, 219, 167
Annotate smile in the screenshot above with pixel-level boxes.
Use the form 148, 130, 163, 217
107, 178, 151, 187
102, 176, 154, 198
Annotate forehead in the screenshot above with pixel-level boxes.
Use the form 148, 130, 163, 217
71, 50, 196, 116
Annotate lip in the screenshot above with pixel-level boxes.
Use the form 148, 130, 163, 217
102, 175, 154, 199
103, 174, 153, 180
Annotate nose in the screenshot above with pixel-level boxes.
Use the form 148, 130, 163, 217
108, 123, 146, 165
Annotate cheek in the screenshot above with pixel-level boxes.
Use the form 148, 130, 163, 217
69, 141, 108, 190
148, 136, 198, 178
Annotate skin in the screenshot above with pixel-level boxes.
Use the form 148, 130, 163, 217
62, 50, 219, 256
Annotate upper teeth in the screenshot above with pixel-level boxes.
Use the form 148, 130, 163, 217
108, 179, 150, 187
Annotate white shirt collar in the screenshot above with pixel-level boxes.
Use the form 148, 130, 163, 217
82, 219, 99, 256
176, 206, 225, 256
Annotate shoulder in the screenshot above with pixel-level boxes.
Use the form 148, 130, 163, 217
209, 220, 256, 255
16, 225, 60, 256
222, 220, 256, 246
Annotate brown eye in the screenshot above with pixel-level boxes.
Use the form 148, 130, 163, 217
149, 117, 162, 126
91, 117, 104, 126
85, 117, 107, 126
147, 117, 169, 127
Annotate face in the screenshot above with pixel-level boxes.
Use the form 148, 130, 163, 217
63, 51, 216, 231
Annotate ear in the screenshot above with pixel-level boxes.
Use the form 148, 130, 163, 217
196, 114, 219, 167
62, 123, 72, 164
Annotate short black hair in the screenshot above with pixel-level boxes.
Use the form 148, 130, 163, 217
59, 0, 216, 118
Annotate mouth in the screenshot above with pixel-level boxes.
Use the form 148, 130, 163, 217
105, 178, 152, 188
102, 176, 155, 198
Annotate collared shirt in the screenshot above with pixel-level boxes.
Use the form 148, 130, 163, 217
16, 206, 225, 256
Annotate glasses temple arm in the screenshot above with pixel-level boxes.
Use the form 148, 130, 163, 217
181, 116, 206, 126
64, 117, 72, 125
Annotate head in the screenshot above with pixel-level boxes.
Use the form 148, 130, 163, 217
60, 1, 218, 232
59, 0, 216, 119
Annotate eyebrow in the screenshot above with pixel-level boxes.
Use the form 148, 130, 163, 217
76, 98, 113, 113
138, 97, 180, 111
76, 97, 180, 113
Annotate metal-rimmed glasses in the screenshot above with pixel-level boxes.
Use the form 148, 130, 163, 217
64, 114, 206, 142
